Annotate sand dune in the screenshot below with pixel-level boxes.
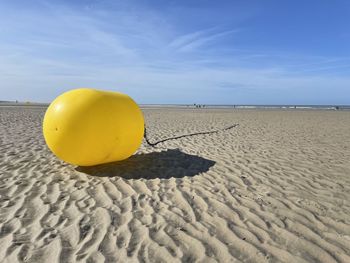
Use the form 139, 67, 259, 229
1, 106, 350, 262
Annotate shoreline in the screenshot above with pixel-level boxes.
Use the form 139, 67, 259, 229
1, 102, 349, 111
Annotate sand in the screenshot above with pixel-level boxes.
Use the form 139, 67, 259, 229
0, 106, 350, 263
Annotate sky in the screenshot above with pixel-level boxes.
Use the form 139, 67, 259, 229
0, 0, 349, 104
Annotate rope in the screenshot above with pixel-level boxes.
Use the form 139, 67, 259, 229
144, 123, 239, 147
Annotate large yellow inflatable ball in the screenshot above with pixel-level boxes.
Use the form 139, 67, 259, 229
43, 88, 144, 166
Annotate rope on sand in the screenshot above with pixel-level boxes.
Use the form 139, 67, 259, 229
144, 123, 239, 147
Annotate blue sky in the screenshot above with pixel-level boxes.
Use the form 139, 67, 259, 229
0, 0, 349, 104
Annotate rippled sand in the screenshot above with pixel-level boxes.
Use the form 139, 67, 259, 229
1, 106, 350, 262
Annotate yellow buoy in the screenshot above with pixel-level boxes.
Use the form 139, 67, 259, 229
43, 88, 144, 166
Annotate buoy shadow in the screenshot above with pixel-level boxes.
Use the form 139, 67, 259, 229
76, 149, 215, 180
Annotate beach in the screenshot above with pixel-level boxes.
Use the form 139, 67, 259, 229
0, 106, 350, 262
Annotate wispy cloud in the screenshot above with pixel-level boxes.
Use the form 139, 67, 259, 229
169, 28, 239, 52
168, 29, 212, 49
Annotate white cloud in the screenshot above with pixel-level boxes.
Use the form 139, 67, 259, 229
169, 29, 239, 52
